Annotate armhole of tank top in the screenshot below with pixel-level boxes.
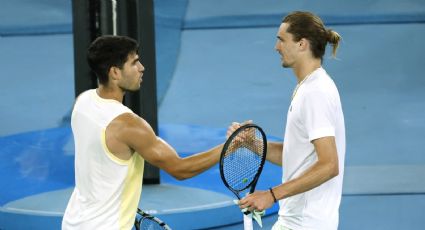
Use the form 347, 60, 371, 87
70, 91, 86, 120
101, 129, 132, 165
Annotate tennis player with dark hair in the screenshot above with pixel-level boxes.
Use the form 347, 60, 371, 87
228, 11, 345, 230
62, 35, 223, 229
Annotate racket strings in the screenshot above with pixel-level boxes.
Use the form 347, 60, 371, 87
223, 128, 265, 191
138, 218, 165, 230
135, 211, 171, 230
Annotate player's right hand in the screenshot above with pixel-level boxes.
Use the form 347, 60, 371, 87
226, 120, 253, 139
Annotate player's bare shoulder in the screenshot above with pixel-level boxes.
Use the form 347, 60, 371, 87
109, 113, 151, 135
109, 112, 157, 148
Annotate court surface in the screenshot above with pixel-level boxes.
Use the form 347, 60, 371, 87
1, 0, 425, 229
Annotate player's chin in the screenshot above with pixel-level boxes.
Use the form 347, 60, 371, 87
282, 62, 291, 68
126, 85, 141, 92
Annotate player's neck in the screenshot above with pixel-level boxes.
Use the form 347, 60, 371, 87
97, 85, 125, 103
293, 59, 321, 83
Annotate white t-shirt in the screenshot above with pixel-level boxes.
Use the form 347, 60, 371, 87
278, 67, 346, 230
62, 89, 144, 230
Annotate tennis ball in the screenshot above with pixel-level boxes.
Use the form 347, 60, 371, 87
242, 178, 248, 183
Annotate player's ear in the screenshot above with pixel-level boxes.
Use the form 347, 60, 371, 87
298, 38, 309, 51
109, 66, 121, 81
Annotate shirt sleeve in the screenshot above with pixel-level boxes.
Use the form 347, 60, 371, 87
301, 90, 336, 141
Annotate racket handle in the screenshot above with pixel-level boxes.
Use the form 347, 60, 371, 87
243, 213, 253, 230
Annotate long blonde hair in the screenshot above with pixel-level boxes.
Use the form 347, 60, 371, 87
283, 11, 341, 59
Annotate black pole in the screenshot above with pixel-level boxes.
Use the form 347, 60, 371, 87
72, 0, 99, 96
99, 0, 114, 35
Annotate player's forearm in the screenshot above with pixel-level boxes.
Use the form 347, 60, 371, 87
173, 144, 224, 180
272, 160, 338, 200
266, 141, 283, 166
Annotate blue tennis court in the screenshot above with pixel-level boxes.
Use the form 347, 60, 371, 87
1, 0, 425, 229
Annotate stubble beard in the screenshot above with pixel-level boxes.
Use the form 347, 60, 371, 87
120, 84, 141, 93
281, 60, 291, 68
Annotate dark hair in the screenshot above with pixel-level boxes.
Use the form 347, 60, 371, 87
283, 11, 341, 59
87, 35, 139, 85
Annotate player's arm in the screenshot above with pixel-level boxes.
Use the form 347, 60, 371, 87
120, 113, 223, 180
271, 136, 338, 199
238, 136, 338, 211
266, 141, 283, 166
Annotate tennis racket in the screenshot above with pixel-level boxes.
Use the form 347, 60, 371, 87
220, 123, 267, 230
134, 208, 171, 230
